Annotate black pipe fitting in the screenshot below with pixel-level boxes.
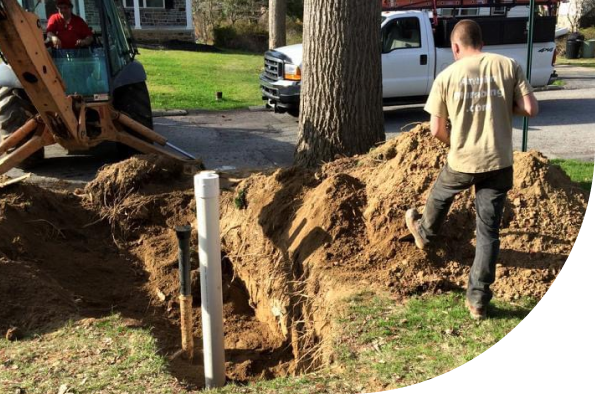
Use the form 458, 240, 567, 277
176, 225, 192, 296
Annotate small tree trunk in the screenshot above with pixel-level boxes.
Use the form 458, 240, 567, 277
295, 0, 385, 168
269, 0, 287, 49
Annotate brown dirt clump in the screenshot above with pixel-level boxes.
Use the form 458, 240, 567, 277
0, 124, 589, 385
82, 155, 201, 238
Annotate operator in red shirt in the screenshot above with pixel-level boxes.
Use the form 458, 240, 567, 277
46, 0, 93, 49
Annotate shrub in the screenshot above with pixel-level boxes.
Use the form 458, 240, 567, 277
287, 18, 303, 45
214, 21, 268, 52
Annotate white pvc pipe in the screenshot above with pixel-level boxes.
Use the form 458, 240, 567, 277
194, 171, 225, 388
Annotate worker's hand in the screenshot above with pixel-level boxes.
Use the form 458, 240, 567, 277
76, 36, 92, 48
51, 36, 62, 49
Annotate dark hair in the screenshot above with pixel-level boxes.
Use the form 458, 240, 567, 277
450, 19, 483, 49
56, 0, 73, 8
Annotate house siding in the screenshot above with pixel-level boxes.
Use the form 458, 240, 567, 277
123, 0, 187, 27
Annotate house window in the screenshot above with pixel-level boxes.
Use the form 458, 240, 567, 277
124, 0, 165, 8
491, 6, 507, 16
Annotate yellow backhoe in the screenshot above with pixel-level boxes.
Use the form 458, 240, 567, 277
0, 0, 193, 175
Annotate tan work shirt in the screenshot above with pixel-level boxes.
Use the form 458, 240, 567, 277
424, 52, 533, 173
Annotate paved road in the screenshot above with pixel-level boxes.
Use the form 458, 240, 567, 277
6, 66, 595, 184
159, 64, 595, 168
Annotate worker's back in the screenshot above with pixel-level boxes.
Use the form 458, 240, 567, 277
426, 52, 532, 173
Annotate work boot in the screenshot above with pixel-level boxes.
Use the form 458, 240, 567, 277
465, 299, 487, 320
405, 208, 426, 250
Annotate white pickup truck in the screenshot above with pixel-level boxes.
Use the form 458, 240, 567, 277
260, 11, 557, 114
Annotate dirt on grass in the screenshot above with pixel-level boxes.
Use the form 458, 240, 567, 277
0, 124, 589, 388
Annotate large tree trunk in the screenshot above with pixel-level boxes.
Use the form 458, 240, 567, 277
269, 0, 287, 49
295, 0, 385, 168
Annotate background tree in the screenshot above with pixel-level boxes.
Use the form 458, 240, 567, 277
269, 0, 287, 48
568, 0, 595, 32
295, 0, 385, 167
287, 0, 303, 19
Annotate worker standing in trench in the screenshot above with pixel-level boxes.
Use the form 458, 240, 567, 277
405, 19, 539, 320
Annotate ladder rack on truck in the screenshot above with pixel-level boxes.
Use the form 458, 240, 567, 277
382, 0, 559, 11
382, 0, 560, 38
382, 0, 560, 25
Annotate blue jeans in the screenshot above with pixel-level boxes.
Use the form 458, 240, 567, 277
418, 164, 513, 308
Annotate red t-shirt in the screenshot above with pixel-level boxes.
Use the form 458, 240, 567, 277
46, 13, 93, 49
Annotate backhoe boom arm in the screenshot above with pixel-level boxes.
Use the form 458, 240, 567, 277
0, 0, 194, 175
0, 0, 79, 142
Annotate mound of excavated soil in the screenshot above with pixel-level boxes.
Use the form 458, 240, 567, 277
0, 124, 589, 383
220, 123, 588, 369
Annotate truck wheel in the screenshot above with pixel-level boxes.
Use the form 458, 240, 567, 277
287, 107, 300, 117
112, 82, 153, 156
0, 87, 44, 169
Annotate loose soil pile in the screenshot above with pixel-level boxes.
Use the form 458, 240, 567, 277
0, 124, 588, 386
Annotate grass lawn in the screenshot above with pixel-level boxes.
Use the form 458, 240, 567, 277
0, 292, 534, 394
556, 57, 595, 68
552, 159, 594, 191
0, 315, 180, 394
139, 49, 264, 111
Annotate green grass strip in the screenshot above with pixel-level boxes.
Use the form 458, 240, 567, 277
551, 158, 593, 191
139, 48, 264, 111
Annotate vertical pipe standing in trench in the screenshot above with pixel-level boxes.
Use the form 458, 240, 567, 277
194, 171, 225, 388
176, 225, 194, 360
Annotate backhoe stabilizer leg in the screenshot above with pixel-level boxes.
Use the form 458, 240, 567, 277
0, 118, 39, 155
112, 110, 196, 160
116, 131, 188, 161
112, 110, 168, 146
0, 129, 54, 176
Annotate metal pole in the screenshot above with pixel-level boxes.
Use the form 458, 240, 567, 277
522, 0, 536, 152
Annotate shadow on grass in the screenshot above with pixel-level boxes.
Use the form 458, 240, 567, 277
488, 302, 536, 321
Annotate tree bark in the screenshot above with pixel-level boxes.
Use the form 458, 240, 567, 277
295, 0, 385, 168
269, 0, 287, 49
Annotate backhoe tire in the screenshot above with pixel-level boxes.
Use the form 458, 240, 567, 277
0, 87, 44, 169
112, 82, 153, 157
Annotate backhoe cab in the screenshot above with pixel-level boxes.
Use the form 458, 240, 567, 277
0, 0, 193, 173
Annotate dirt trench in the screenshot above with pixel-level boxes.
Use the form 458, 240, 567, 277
0, 124, 589, 387
0, 157, 293, 388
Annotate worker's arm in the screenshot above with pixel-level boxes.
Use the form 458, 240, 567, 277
46, 15, 62, 49
76, 35, 94, 47
46, 32, 62, 49
513, 92, 539, 117
430, 115, 450, 146
74, 17, 94, 47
